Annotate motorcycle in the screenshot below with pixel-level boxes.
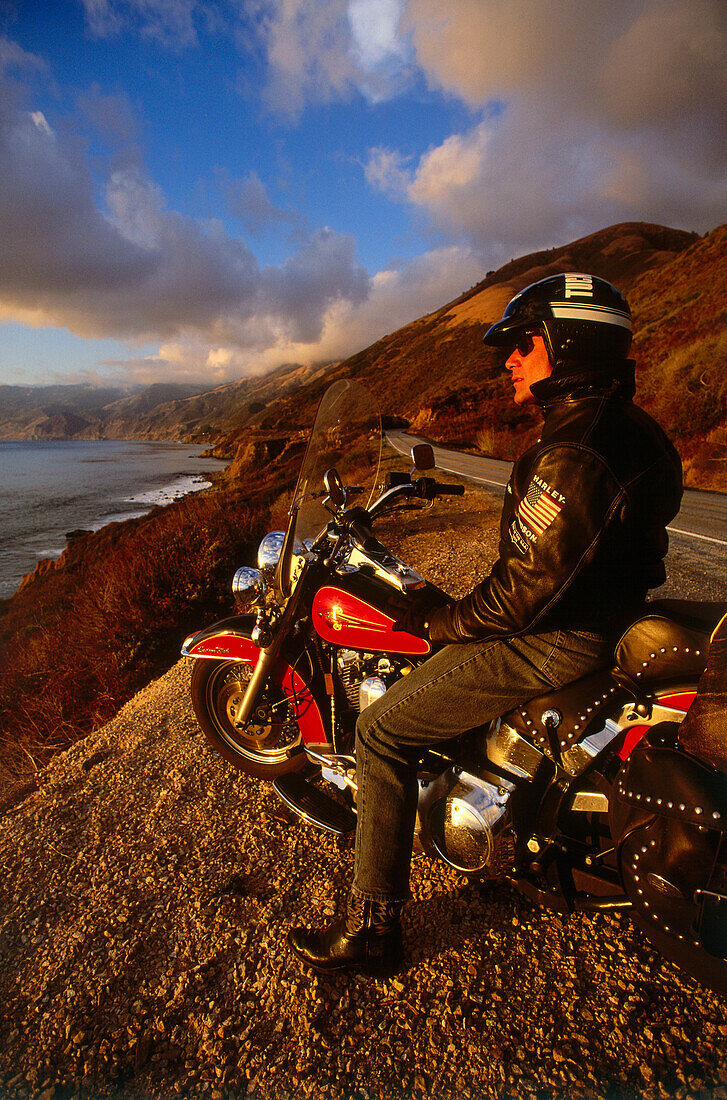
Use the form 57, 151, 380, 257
183, 379, 727, 993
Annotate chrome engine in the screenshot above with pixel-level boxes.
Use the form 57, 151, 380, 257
337, 649, 412, 712
416, 768, 515, 875
414, 719, 552, 875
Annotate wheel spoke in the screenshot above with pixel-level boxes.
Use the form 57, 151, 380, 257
206, 662, 301, 763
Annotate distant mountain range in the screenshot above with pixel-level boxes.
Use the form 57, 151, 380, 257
2, 220, 725, 490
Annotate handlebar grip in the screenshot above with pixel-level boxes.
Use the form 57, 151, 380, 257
436, 483, 465, 496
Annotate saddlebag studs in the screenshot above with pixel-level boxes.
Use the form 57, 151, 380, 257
505, 668, 631, 764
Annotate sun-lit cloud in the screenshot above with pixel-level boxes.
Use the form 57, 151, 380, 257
0, 76, 374, 370
93, 243, 483, 385
4, 1, 727, 389
0, 21, 482, 388
360, 0, 727, 262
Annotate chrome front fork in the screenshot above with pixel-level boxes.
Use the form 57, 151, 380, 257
233, 635, 282, 730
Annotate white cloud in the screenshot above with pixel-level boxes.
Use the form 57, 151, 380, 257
364, 146, 410, 196
348, 0, 406, 70
361, 0, 727, 262
0, 74, 379, 372
80, 0, 202, 46
245, 0, 411, 112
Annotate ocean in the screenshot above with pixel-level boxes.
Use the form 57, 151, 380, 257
0, 440, 225, 599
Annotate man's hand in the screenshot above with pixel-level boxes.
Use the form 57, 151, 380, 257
391, 589, 451, 638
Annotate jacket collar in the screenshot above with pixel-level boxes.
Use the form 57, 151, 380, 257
530, 358, 636, 411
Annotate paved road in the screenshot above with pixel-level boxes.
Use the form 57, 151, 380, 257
387, 430, 727, 544
386, 430, 727, 602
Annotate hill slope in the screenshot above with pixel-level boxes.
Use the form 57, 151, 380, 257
0, 497, 724, 1100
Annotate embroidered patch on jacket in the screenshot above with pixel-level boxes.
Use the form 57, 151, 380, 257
517, 477, 564, 537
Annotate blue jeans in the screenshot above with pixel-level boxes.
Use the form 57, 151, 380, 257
353, 629, 612, 901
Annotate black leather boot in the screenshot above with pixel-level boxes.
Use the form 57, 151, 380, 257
289, 892, 404, 975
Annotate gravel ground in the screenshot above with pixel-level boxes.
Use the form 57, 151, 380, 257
0, 484, 725, 1100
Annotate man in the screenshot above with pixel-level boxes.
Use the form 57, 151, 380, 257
289, 273, 683, 975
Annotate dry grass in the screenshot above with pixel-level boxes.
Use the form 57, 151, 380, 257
0, 488, 272, 793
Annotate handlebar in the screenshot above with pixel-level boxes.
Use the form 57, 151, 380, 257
433, 482, 465, 497
413, 476, 465, 499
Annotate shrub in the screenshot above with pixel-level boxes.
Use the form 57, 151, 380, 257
0, 487, 272, 793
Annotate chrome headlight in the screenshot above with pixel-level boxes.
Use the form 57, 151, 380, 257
257, 530, 285, 577
232, 566, 266, 610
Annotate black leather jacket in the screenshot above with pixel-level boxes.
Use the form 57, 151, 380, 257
428, 361, 683, 645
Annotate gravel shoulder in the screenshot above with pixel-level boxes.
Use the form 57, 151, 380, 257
0, 484, 725, 1100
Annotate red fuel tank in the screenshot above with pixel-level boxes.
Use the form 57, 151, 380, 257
312, 583, 431, 655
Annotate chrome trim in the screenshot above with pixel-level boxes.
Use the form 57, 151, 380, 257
304, 748, 358, 791
487, 720, 546, 780
181, 627, 254, 660
304, 748, 356, 769
231, 566, 266, 608
694, 888, 727, 903
570, 789, 609, 813
561, 699, 693, 775
368, 484, 413, 517
345, 542, 426, 593
416, 767, 513, 874
359, 676, 387, 711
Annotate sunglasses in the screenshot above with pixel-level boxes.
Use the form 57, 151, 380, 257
511, 333, 536, 357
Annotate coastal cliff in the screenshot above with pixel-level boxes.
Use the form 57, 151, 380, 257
1, 487, 725, 1100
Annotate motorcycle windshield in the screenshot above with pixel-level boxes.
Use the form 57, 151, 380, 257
275, 379, 382, 598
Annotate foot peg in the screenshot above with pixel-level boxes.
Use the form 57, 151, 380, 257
273, 771, 356, 835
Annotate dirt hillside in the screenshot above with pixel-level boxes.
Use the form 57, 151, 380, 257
1, 486, 725, 1100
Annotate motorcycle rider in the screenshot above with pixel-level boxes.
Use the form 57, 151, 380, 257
289, 273, 684, 975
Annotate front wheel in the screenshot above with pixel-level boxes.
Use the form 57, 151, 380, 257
190, 658, 305, 778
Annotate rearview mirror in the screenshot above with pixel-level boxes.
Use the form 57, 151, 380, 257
411, 443, 435, 472
323, 468, 346, 508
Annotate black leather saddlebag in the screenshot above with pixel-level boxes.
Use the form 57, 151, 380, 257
677, 611, 727, 773
611, 737, 727, 988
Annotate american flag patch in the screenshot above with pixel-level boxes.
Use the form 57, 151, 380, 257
517, 479, 564, 537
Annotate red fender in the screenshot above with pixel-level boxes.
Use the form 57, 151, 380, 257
183, 617, 327, 745
618, 689, 697, 760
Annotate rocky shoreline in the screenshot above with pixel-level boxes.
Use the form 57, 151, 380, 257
0, 484, 725, 1100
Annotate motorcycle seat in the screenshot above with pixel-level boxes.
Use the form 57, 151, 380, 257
614, 612, 711, 688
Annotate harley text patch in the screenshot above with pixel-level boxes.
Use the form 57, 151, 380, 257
516, 476, 564, 538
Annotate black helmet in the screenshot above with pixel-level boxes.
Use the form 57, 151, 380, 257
484, 273, 632, 364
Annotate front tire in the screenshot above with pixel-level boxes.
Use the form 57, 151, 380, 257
190, 658, 305, 778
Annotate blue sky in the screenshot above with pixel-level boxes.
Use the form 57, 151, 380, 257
0, 0, 725, 388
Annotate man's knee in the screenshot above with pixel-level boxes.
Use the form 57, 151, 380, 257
355, 706, 379, 752
356, 700, 399, 757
